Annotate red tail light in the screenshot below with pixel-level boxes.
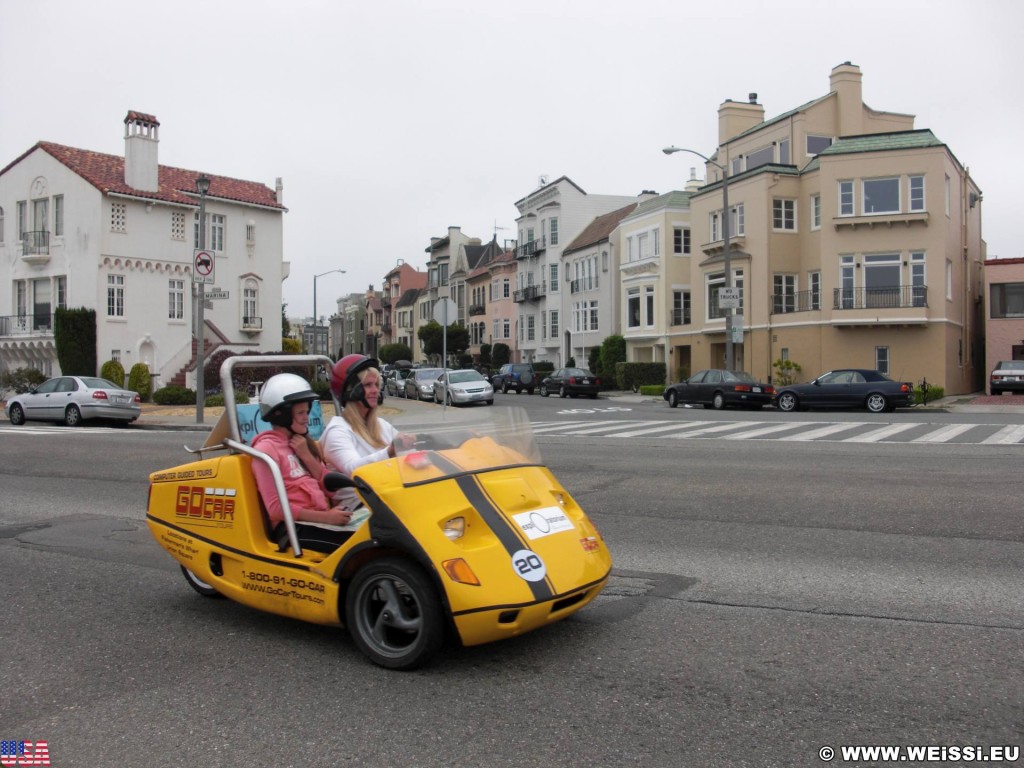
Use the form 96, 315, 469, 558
569, 377, 577, 384
134, 394, 142, 403
900, 383, 911, 393
734, 384, 752, 392
92, 391, 109, 400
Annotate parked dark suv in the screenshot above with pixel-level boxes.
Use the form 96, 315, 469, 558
491, 363, 536, 394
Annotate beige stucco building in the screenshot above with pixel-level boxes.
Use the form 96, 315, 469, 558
656, 62, 985, 394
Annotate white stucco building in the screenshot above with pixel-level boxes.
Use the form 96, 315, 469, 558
0, 111, 287, 388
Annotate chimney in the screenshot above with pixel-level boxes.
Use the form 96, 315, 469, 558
275, 177, 284, 204
718, 97, 765, 144
123, 111, 160, 192
830, 61, 864, 136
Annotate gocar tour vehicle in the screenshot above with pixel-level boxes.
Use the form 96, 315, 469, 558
146, 355, 612, 670
663, 369, 774, 410
5, 375, 141, 426
773, 368, 914, 413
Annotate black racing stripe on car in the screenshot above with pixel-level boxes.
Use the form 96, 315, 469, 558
146, 514, 314, 573
400, 461, 541, 489
449, 571, 610, 617
455, 475, 555, 602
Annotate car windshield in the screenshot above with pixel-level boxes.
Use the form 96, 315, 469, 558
564, 368, 589, 377
81, 377, 122, 389
996, 361, 1024, 371
724, 371, 757, 383
416, 369, 443, 381
448, 370, 484, 384
395, 406, 540, 485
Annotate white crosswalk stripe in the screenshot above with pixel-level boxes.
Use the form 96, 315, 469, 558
981, 425, 1024, 444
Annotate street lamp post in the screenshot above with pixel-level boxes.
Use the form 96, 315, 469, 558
313, 269, 346, 356
663, 146, 734, 372
194, 174, 210, 423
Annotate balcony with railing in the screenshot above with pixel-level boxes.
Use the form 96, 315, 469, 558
770, 290, 822, 315
516, 236, 546, 259
468, 303, 486, 316
833, 286, 928, 310
22, 231, 51, 265
241, 316, 263, 331
0, 313, 54, 337
570, 276, 599, 294
513, 285, 541, 303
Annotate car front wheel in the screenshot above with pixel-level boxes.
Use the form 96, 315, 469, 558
866, 393, 889, 413
539, 384, 549, 397
345, 557, 444, 671
559, 386, 567, 398
776, 392, 799, 412
8, 403, 26, 425
501, 383, 510, 394
64, 404, 82, 426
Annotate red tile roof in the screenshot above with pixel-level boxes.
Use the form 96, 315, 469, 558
1, 141, 285, 210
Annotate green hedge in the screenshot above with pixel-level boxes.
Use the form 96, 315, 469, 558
100, 359, 125, 387
153, 385, 196, 405
614, 362, 667, 391
128, 363, 152, 401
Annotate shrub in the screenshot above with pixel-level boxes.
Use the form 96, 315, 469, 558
615, 362, 667, 391
127, 363, 152, 400
492, 343, 511, 368
204, 391, 250, 407
153, 385, 196, 405
1, 367, 48, 394
100, 359, 126, 387
772, 358, 802, 386
914, 383, 944, 405
639, 384, 664, 396
533, 361, 555, 374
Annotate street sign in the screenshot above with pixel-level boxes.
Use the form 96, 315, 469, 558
718, 287, 741, 309
206, 289, 230, 300
730, 315, 744, 343
193, 249, 215, 284
432, 298, 458, 326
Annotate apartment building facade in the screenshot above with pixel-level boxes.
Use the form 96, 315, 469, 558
0, 111, 286, 387
658, 62, 984, 394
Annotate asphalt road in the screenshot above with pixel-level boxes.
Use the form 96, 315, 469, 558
1, 424, 1021, 767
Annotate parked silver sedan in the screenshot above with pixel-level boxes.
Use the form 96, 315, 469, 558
5, 375, 142, 426
432, 369, 494, 406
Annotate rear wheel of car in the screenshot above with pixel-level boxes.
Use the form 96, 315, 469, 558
527, 388, 534, 395
667, 391, 679, 408
559, 385, 567, 398
866, 393, 888, 413
777, 392, 799, 412
502, 382, 510, 394
712, 392, 726, 410
64, 404, 82, 426
539, 384, 549, 397
181, 566, 223, 598
345, 556, 445, 671
8, 403, 25, 425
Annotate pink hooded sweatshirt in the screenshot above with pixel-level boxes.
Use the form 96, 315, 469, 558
251, 429, 329, 527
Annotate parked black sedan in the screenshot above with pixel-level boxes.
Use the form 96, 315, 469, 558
663, 369, 774, 410
539, 367, 602, 398
773, 369, 914, 413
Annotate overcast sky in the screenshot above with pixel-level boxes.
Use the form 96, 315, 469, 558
3, 0, 1021, 320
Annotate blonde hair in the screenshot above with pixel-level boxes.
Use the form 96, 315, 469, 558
338, 367, 388, 449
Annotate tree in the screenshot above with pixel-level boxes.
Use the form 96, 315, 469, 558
492, 343, 510, 367
54, 307, 97, 376
417, 321, 469, 363
379, 343, 413, 364
600, 335, 626, 379
479, 343, 492, 367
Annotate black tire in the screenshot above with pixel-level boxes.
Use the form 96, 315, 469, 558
712, 392, 726, 410
588, 393, 598, 399
486, 399, 493, 405
8, 403, 25, 425
64, 404, 82, 426
539, 384, 549, 397
776, 392, 799, 412
502, 382, 510, 394
181, 566, 223, 598
527, 388, 534, 395
345, 557, 445, 670
559, 385, 567, 398
667, 391, 679, 408
866, 393, 888, 413
445, 392, 454, 407
991, 389, 1002, 396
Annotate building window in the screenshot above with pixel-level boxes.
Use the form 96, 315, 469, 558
946, 260, 953, 301
911, 252, 927, 307
778, 138, 790, 165
706, 271, 743, 320
747, 145, 773, 170
111, 202, 126, 232
863, 178, 900, 214
839, 255, 855, 309
107, 274, 125, 317
989, 282, 1024, 318
731, 204, 745, 236
56, 276, 67, 309
772, 199, 796, 231
171, 211, 186, 240
672, 290, 691, 325
806, 135, 833, 156
875, 346, 890, 375
644, 286, 655, 327
526, 315, 535, 341
17, 200, 27, 239
773, 275, 796, 313
168, 279, 184, 319
502, 318, 510, 339
549, 263, 559, 292
627, 288, 640, 329
210, 214, 225, 251
540, 311, 547, 340
811, 195, 821, 230
549, 309, 558, 337
839, 181, 854, 216
909, 176, 925, 211
809, 272, 821, 310
673, 227, 691, 255
550, 217, 559, 246
709, 212, 720, 242
54, 195, 64, 236
944, 175, 951, 216
246, 222, 256, 244
864, 253, 900, 307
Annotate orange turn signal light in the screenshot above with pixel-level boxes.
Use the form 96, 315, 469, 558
442, 558, 480, 586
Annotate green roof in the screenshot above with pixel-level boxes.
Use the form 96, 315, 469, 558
818, 129, 944, 156
629, 190, 692, 218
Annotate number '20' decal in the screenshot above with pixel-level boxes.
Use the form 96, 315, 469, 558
511, 549, 547, 582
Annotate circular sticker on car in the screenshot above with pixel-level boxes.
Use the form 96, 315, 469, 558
511, 549, 547, 582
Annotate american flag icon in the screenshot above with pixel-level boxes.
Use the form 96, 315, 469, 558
0, 741, 51, 767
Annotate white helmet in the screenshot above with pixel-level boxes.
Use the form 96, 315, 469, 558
258, 373, 318, 426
